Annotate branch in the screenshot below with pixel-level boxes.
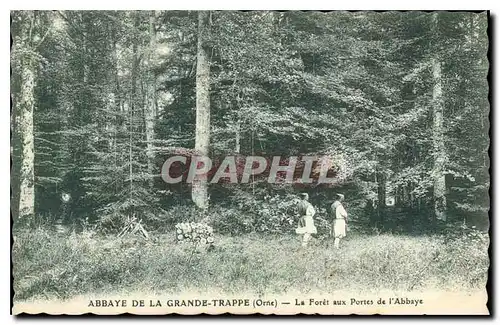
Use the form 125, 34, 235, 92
99, 11, 143, 36
34, 25, 51, 50
56, 10, 109, 59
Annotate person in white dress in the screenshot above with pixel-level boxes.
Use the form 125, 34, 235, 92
295, 193, 317, 247
331, 193, 348, 249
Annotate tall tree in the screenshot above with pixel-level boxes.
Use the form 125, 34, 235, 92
13, 11, 37, 219
144, 11, 157, 187
192, 10, 211, 209
431, 12, 447, 222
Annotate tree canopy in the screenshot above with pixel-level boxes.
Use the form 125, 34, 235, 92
11, 10, 489, 234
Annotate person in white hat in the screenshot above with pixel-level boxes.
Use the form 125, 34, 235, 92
295, 193, 317, 248
331, 193, 348, 249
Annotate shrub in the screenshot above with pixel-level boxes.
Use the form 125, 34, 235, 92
208, 205, 254, 235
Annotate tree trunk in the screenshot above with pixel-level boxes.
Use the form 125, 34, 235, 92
11, 59, 21, 220
235, 119, 241, 154
144, 11, 157, 187
192, 11, 211, 209
111, 27, 120, 194
129, 14, 140, 198
367, 199, 376, 227
431, 13, 447, 222
432, 56, 447, 222
18, 12, 36, 219
376, 170, 386, 228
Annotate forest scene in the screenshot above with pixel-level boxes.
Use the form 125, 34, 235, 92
11, 10, 489, 305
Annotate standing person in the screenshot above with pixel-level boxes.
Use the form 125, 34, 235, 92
331, 193, 348, 249
295, 193, 317, 248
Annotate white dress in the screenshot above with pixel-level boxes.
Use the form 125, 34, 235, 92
295, 204, 317, 234
333, 202, 347, 238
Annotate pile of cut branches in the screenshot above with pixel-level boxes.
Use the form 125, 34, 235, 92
118, 215, 149, 240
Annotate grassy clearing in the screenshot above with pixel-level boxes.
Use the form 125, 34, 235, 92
12, 227, 489, 302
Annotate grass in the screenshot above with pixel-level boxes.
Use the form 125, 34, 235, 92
12, 227, 489, 302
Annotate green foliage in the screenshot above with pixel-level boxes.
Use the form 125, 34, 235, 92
210, 193, 298, 235
11, 10, 489, 232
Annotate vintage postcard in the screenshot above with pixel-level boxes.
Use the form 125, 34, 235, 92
11, 10, 490, 315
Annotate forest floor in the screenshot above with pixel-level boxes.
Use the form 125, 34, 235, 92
12, 227, 489, 302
